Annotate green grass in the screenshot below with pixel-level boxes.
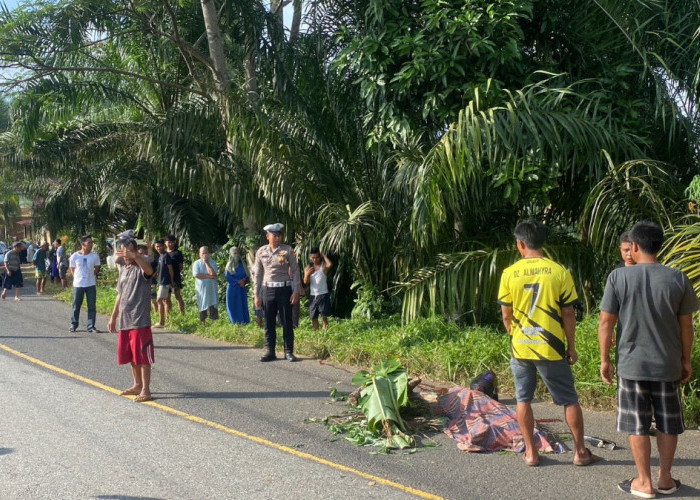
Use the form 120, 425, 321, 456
54, 280, 700, 427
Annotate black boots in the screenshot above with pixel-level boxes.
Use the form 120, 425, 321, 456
260, 352, 277, 362
260, 351, 297, 362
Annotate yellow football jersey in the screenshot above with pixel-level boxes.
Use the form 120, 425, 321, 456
497, 257, 578, 361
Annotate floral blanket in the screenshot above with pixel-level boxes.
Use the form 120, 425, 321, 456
440, 387, 567, 453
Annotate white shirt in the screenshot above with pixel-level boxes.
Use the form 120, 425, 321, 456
310, 264, 329, 296
70, 252, 101, 287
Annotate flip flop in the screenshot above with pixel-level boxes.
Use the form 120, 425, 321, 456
120, 388, 141, 396
656, 479, 681, 495
134, 394, 152, 403
574, 447, 602, 466
618, 479, 656, 499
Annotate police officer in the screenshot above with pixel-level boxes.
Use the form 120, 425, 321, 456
253, 223, 302, 362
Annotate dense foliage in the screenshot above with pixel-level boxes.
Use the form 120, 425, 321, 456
0, 0, 698, 323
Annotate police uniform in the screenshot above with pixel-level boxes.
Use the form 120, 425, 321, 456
253, 224, 302, 360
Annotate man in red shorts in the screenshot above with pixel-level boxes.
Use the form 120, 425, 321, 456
107, 237, 155, 403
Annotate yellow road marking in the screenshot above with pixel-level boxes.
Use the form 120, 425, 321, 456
0, 342, 445, 500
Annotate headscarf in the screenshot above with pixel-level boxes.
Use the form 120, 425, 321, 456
226, 246, 242, 274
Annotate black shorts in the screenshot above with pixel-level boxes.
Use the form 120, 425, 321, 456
3, 269, 23, 289
309, 293, 332, 319
617, 378, 684, 435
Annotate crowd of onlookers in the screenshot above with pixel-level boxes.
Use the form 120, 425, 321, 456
2, 225, 333, 402
0, 237, 70, 301
1, 230, 334, 334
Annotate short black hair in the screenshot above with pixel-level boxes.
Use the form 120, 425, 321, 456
310, 246, 320, 255
155, 238, 165, 245
619, 231, 631, 245
629, 221, 664, 255
54, 238, 61, 244
80, 234, 92, 243
514, 220, 546, 250
164, 234, 177, 242
122, 239, 138, 251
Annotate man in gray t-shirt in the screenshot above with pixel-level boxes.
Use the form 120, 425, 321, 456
598, 221, 698, 498
107, 239, 155, 403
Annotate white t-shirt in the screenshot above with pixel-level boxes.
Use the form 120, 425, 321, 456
70, 252, 101, 288
309, 264, 329, 296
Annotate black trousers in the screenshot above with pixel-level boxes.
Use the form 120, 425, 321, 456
263, 285, 294, 354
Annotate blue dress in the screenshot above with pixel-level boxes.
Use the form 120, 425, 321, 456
226, 263, 250, 324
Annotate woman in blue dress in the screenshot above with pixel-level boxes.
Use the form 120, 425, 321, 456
225, 246, 250, 324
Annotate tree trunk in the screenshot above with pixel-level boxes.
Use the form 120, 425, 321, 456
290, 0, 302, 44
200, 0, 231, 95
244, 44, 258, 101
270, 0, 285, 29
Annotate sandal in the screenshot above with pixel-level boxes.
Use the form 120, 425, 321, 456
656, 479, 681, 495
134, 394, 152, 403
618, 479, 656, 499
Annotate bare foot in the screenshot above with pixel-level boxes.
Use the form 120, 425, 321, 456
120, 387, 142, 396
523, 451, 539, 466
134, 393, 152, 403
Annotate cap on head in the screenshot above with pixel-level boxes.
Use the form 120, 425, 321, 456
263, 223, 284, 234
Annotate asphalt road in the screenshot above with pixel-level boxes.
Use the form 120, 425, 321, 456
0, 276, 698, 499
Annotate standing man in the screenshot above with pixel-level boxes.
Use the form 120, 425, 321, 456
192, 246, 219, 324
303, 247, 333, 330
618, 231, 635, 268
612, 231, 636, 364
26, 240, 35, 263
154, 239, 170, 328
47, 239, 59, 284
2, 241, 24, 301
498, 220, 599, 467
107, 238, 155, 403
69, 235, 101, 333
599, 221, 698, 498
33, 241, 49, 295
55, 239, 69, 290
164, 234, 185, 314
253, 223, 301, 362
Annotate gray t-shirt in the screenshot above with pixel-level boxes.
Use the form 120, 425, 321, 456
600, 263, 699, 381
116, 262, 153, 331
5, 251, 20, 271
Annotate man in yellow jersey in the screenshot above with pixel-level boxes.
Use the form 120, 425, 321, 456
498, 220, 600, 467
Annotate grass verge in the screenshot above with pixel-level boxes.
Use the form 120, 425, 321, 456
54, 280, 700, 427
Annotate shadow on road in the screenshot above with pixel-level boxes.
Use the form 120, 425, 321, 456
154, 390, 331, 400
0, 448, 14, 456
156, 345, 249, 351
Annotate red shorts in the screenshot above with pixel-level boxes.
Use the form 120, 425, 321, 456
117, 327, 155, 366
